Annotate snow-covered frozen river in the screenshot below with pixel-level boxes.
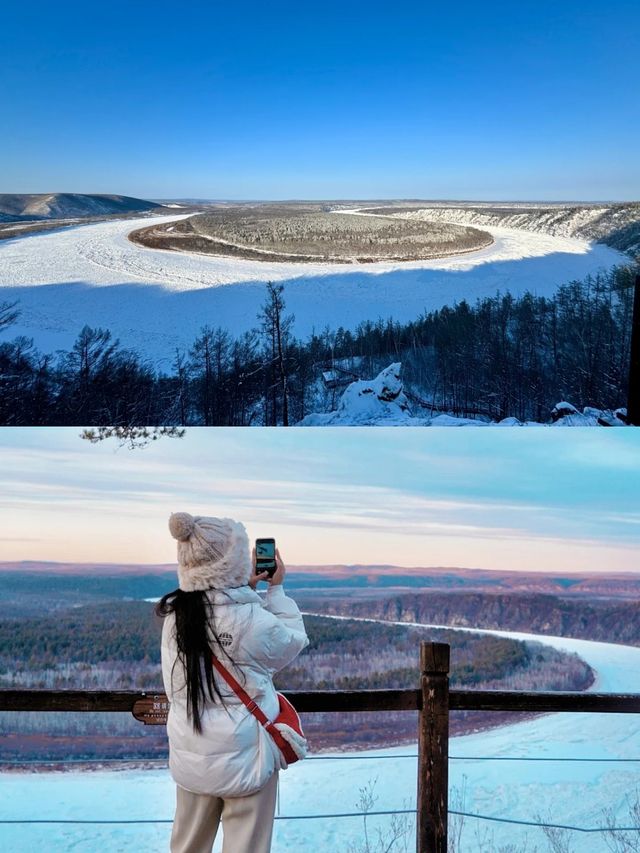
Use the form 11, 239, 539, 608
2, 625, 640, 852
0, 213, 626, 366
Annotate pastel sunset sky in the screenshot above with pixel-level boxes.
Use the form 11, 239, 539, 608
1, 428, 639, 573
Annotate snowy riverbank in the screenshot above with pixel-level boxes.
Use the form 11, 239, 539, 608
2, 626, 640, 851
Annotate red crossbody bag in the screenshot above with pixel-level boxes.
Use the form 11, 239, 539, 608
211, 655, 308, 766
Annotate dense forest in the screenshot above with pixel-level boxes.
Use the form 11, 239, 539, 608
0, 571, 177, 619
303, 591, 640, 648
0, 607, 588, 692
0, 264, 636, 425
0, 605, 592, 759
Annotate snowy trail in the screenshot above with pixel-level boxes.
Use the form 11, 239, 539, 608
0, 212, 627, 366
3, 622, 640, 851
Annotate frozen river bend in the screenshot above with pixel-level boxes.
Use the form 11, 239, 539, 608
3, 626, 640, 852
0, 213, 627, 365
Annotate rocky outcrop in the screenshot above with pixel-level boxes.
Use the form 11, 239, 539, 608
299, 363, 416, 425
551, 401, 628, 426
299, 363, 631, 427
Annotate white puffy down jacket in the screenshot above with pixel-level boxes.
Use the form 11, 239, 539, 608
161, 584, 309, 797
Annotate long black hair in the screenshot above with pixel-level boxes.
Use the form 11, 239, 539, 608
156, 588, 238, 734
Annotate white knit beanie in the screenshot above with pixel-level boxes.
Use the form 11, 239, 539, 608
168, 512, 252, 592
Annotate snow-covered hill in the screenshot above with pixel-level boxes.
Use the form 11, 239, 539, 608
381, 203, 640, 255
0, 193, 161, 222
0, 213, 626, 364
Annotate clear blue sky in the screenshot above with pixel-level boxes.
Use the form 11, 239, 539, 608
1, 428, 639, 572
1, 1, 638, 200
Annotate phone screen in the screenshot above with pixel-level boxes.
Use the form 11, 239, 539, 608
256, 538, 276, 576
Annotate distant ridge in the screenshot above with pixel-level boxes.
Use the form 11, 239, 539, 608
0, 560, 176, 575
0, 193, 162, 222
2, 561, 640, 597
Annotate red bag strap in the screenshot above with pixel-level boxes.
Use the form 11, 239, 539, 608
211, 654, 270, 727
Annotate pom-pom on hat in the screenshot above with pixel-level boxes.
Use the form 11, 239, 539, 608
168, 513, 252, 592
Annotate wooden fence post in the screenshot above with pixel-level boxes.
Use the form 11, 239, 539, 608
417, 642, 450, 853
628, 273, 640, 426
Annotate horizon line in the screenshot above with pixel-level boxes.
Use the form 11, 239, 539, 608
3, 192, 639, 206
2, 560, 640, 578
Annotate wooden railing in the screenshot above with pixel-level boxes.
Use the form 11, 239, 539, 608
3, 640, 640, 852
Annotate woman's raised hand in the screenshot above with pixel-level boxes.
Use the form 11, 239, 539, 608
269, 548, 285, 586
248, 546, 286, 588
248, 546, 269, 589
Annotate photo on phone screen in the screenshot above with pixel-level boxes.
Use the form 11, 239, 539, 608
255, 538, 277, 577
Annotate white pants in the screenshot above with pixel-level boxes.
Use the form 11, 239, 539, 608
170, 771, 279, 853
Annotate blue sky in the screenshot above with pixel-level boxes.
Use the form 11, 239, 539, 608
0, 428, 639, 572
1, 1, 638, 200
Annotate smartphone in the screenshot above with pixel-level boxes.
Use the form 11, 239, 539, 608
255, 538, 277, 577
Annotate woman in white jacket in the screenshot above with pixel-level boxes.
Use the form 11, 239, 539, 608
157, 512, 309, 853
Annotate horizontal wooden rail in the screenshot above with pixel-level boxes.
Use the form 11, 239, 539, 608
450, 690, 640, 714
4, 688, 640, 714
0, 690, 152, 712
0, 688, 420, 713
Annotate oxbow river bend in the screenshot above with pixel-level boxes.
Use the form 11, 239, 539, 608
0, 213, 627, 366
2, 624, 640, 852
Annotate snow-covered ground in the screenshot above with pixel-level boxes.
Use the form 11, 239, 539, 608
299, 363, 629, 426
0, 213, 626, 366
3, 624, 640, 852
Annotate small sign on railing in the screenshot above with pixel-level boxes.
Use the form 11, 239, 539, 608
132, 694, 170, 725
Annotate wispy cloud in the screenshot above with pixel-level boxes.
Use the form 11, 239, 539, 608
0, 537, 43, 543
0, 428, 638, 572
